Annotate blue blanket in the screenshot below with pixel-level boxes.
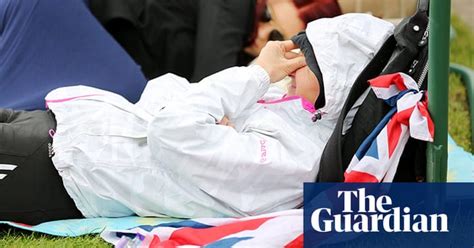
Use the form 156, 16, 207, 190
447, 135, 474, 182
0, 216, 180, 237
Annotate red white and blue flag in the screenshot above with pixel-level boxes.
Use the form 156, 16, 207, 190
101, 210, 303, 248
345, 73, 434, 182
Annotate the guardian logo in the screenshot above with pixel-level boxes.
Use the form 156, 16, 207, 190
311, 188, 449, 233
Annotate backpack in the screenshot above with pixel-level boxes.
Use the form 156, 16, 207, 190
317, 0, 430, 182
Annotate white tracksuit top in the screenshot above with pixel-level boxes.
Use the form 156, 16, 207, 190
46, 14, 394, 218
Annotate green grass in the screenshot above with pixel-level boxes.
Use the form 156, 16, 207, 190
0, 229, 109, 247
449, 15, 473, 152
0, 14, 472, 248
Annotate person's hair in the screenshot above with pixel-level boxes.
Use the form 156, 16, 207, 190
293, 0, 342, 26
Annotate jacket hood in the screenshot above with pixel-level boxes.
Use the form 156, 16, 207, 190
292, 13, 394, 121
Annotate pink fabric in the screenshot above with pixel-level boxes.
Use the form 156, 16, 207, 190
257, 96, 316, 113
45, 94, 102, 108
48, 129, 56, 138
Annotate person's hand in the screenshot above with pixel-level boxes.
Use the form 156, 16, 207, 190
218, 116, 235, 129
255, 40, 306, 83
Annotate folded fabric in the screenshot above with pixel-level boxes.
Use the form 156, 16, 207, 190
345, 73, 434, 182
0, 216, 179, 237
101, 210, 303, 248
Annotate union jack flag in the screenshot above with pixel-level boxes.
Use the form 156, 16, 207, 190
101, 210, 303, 248
345, 73, 434, 182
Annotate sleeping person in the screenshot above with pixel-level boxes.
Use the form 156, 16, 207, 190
0, 14, 394, 225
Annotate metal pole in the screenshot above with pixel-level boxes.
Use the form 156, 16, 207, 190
426, 0, 451, 182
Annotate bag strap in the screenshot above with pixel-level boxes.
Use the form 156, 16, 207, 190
417, 0, 430, 14
339, 35, 397, 120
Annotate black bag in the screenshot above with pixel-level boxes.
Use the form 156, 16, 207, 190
0, 109, 82, 225
317, 0, 430, 182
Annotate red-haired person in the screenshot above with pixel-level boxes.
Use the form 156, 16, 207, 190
246, 0, 343, 57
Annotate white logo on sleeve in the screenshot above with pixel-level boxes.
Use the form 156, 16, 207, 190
0, 164, 18, 180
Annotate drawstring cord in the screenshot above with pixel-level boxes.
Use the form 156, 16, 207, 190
48, 129, 55, 158
312, 110, 326, 122
48, 129, 56, 138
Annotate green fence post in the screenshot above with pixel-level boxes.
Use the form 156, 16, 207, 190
426, 0, 451, 182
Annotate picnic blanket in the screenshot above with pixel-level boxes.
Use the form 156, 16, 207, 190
0, 216, 179, 237
0, 210, 303, 247
447, 135, 474, 182
101, 210, 303, 248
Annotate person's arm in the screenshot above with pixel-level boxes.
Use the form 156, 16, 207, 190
149, 41, 309, 214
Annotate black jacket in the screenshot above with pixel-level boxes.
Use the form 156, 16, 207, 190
89, 0, 255, 81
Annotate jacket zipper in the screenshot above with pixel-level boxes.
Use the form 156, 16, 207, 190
417, 22, 430, 88
418, 59, 429, 88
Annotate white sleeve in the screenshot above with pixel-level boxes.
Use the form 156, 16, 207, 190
163, 65, 271, 121
148, 66, 314, 215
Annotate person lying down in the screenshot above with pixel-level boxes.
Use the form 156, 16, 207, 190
0, 14, 394, 225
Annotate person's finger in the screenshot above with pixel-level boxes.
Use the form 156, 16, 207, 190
280, 40, 298, 52
285, 56, 306, 74
218, 116, 230, 126
284, 51, 303, 60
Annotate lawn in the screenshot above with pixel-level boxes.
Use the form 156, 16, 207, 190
0, 14, 472, 248
449, 15, 473, 152
0, 229, 109, 247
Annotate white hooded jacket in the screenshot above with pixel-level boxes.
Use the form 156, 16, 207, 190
46, 14, 394, 218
